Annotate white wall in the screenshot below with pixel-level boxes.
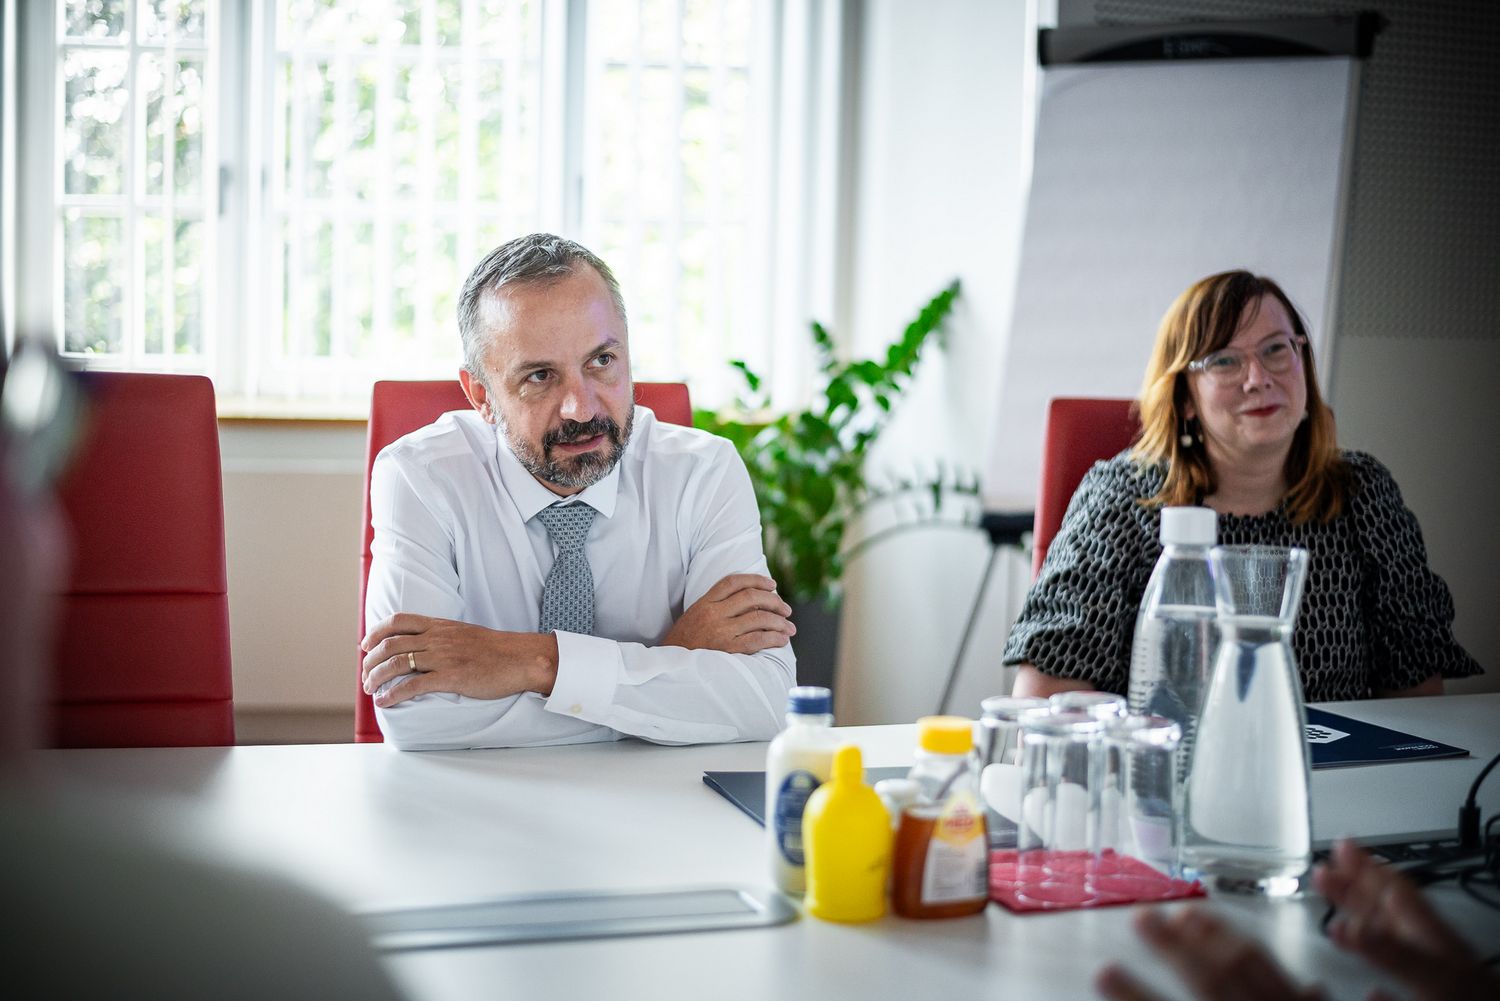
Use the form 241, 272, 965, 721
834, 0, 1034, 723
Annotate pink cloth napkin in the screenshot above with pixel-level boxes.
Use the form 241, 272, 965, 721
989, 849, 1205, 913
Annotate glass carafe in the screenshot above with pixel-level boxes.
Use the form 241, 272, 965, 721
1182, 545, 1311, 897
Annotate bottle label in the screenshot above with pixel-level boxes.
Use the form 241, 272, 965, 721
773, 770, 822, 865
921, 791, 988, 903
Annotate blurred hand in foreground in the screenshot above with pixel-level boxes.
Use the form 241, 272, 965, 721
1096, 839, 1497, 1001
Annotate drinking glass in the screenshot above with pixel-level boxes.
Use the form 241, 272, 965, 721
1015, 708, 1104, 907
977, 696, 1047, 852
1048, 690, 1126, 719
1094, 714, 1183, 894
1183, 546, 1311, 897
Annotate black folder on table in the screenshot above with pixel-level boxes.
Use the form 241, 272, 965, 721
705, 711, 1465, 825
703, 767, 909, 828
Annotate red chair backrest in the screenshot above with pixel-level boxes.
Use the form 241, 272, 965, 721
52, 372, 235, 747
1032, 397, 1140, 579
356, 380, 692, 742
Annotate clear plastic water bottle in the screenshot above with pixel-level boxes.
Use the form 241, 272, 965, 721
1128, 510, 1218, 876
1127, 507, 1217, 793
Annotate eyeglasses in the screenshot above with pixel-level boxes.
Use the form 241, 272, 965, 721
1186, 335, 1305, 385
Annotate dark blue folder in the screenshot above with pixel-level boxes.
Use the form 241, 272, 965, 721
1304, 707, 1467, 769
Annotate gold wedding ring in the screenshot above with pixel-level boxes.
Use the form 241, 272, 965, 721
407, 651, 417, 673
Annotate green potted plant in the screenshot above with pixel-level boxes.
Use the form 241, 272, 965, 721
694, 279, 970, 691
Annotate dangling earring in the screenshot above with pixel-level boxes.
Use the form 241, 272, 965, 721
1179, 418, 1201, 448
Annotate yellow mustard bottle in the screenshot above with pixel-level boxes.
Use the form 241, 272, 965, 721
803, 744, 892, 923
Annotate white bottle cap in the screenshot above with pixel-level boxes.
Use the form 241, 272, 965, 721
1159, 506, 1217, 546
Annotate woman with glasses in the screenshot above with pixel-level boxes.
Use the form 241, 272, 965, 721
1003, 270, 1481, 702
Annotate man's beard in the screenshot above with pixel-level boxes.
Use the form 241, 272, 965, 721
503, 408, 633, 490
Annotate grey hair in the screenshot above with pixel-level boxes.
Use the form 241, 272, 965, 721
456, 233, 627, 382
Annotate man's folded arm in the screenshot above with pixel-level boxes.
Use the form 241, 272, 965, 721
546, 631, 793, 745
365, 455, 603, 749
527, 440, 794, 744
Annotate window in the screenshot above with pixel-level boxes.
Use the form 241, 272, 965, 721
583, 0, 757, 407
45, 0, 217, 370
15, 0, 797, 415
256, 0, 552, 403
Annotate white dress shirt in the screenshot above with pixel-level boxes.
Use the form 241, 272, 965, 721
366, 406, 796, 750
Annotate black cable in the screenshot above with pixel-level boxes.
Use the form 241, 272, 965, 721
1468, 750, 1500, 806
1459, 749, 1500, 849
1459, 869, 1500, 908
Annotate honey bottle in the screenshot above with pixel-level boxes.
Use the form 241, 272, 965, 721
891, 716, 989, 918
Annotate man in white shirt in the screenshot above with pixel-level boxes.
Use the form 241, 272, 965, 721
361, 234, 797, 750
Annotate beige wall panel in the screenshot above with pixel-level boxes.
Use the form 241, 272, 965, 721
223, 468, 364, 710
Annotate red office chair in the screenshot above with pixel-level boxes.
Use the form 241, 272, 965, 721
1032, 397, 1140, 578
355, 380, 692, 742
51, 372, 235, 747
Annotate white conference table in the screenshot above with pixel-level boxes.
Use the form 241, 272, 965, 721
38, 694, 1500, 1001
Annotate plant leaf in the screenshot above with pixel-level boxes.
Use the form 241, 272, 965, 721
696, 277, 964, 603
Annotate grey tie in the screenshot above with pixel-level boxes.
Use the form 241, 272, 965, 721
536, 503, 597, 635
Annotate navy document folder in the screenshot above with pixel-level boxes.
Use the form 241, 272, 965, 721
1303, 707, 1467, 769
705, 710, 1466, 826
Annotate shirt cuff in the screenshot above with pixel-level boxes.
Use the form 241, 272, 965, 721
544, 631, 623, 722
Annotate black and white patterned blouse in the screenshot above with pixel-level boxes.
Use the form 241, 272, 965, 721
1001, 450, 1482, 702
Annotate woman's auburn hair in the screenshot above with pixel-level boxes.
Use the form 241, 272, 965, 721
1131, 270, 1349, 524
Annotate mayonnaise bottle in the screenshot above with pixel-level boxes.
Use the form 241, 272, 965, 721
765, 686, 836, 895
